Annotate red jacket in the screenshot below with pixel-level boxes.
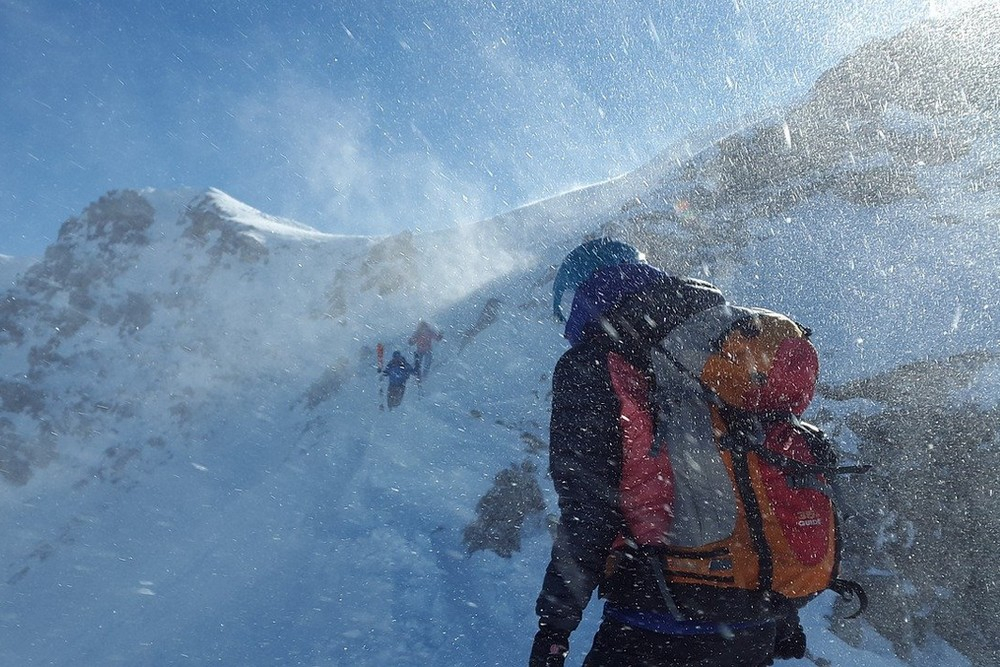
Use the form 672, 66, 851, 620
408, 322, 442, 354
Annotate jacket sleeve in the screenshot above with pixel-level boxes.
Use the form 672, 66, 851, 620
535, 344, 624, 632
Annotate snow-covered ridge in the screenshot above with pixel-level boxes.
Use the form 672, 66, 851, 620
194, 187, 341, 240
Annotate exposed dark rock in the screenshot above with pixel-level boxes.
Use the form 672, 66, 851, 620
303, 359, 350, 409
182, 200, 269, 264
0, 381, 45, 416
463, 459, 545, 558
457, 297, 503, 353
827, 350, 1000, 666
820, 350, 998, 406
358, 232, 418, 296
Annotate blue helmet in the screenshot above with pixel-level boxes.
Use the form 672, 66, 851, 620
552, 239, 643, 321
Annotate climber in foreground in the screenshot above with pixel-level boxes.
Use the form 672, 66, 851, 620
530, 239, 858, 666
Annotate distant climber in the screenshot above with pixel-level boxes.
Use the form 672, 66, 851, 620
408, 319, 443, 380
381, 351, 416, 410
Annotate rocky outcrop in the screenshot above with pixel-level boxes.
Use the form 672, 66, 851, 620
828, 350, 1000, 666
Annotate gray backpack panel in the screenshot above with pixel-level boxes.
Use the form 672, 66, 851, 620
648, 305, 755, 548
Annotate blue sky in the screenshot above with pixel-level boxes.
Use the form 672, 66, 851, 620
0, 0, 970, 256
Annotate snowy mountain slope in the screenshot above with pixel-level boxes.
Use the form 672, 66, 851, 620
0, 8, 997, 667
602, 7, 1000, 383
0, 182, 580, 664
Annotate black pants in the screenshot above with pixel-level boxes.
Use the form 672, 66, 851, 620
582, 618, 776, 667
386, 383, 406, 409
413, 351, 432, 379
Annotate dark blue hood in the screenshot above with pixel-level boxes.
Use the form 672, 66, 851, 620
564, 263, 670, 346
563, 263, 726, 347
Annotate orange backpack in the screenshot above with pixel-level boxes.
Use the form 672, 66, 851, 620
622, 305, 865, 611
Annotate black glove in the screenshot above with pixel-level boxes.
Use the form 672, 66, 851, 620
529, 626, 570, 667
773, 622, 806, 660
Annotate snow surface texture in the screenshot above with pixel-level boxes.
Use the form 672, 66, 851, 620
0, 10, 997, 667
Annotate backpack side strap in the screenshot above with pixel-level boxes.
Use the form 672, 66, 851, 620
829, 578, 868, 619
